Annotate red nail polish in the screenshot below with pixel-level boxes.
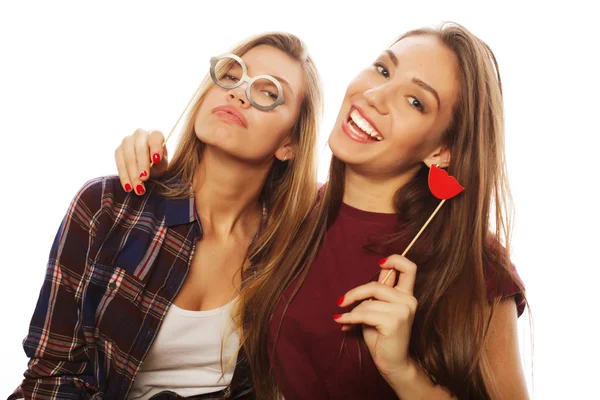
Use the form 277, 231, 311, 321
136, 185, 145, 195
333, 314, 342, 320
139, 170, 148, 178
152, 153, 161, 164
340, 324, 345, 331
379, 257, 388, 265
124, 183, 132, 192
336, 296, 344, 306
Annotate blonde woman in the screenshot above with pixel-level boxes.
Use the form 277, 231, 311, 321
10, 32, 322, 400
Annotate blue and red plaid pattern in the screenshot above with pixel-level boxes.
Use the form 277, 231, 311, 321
9, 176, 255, 400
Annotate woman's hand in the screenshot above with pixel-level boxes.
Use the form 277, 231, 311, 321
114, 128, 169, 195
334, 255, 418, 383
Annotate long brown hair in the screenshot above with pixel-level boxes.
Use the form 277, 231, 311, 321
241, 22, 526, 399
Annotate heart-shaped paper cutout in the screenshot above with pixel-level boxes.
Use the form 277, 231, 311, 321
428, 165, 465, 200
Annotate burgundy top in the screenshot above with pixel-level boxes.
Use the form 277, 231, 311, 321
268, 202, 525, 400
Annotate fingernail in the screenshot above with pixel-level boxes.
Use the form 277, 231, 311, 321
336, 296, 344, 306
124, 183, 132, 192
152, 153, 161, 164
139, 170, 148, 178
333, 314, 342, 320
136, 184, 145, 195
340, 324, 345, 331
378, 257, 388, 265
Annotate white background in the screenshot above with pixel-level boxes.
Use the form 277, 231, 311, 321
1, 1, 598, 398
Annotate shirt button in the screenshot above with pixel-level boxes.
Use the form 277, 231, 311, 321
108, 282, 117, 290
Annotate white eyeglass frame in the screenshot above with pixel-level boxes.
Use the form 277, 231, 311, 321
210, 53, 285, 111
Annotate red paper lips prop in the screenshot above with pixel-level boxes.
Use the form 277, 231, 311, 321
428, 165, 465, 200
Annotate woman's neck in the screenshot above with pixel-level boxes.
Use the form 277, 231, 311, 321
342, 163, 420, 213
193, 146, 269, 238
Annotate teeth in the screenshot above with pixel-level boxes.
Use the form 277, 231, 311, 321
350, 110, 383, 140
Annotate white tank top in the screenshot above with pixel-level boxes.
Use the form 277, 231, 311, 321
128, 299, 240, 400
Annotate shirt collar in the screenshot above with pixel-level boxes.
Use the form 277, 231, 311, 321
159, 176, 269, 230
164, 196, 198, 227
157, 177, 198, 227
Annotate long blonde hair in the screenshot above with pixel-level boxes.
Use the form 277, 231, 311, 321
242, 22, 527, 399
149, 32, 324, 384
152, 31, 324, 280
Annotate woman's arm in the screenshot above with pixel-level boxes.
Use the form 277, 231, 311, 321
480, 299, 530, 399
9, 179, 104, 400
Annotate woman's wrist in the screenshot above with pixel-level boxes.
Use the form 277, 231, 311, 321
385, 359, 453, 400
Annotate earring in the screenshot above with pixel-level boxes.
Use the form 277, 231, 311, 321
283, 154, 288, 162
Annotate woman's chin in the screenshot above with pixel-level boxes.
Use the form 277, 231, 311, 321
329, 131, 371, 166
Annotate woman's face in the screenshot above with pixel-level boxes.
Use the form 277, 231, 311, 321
194, 45, 305, 164
329, 35, 460, 175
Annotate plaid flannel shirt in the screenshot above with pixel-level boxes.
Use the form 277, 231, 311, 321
9, 176, 255, 400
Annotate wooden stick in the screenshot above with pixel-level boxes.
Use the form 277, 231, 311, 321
381, 199, 446, 285
149, 84, 203, 167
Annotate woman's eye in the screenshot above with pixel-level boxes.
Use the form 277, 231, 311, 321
263, 91, 278, 100
223, 74, 239, 82
407, 96, 424, 112
374, 63, 390, 79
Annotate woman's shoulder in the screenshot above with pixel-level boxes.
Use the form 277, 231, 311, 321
72, 175, 124, 198
70, 175, 166, 220
66, 176, 116, 216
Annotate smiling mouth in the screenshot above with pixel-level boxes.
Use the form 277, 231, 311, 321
347, 109, 383, 141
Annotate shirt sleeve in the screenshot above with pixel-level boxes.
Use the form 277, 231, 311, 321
9, 178, 105, 400
485, 261, 526, 318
